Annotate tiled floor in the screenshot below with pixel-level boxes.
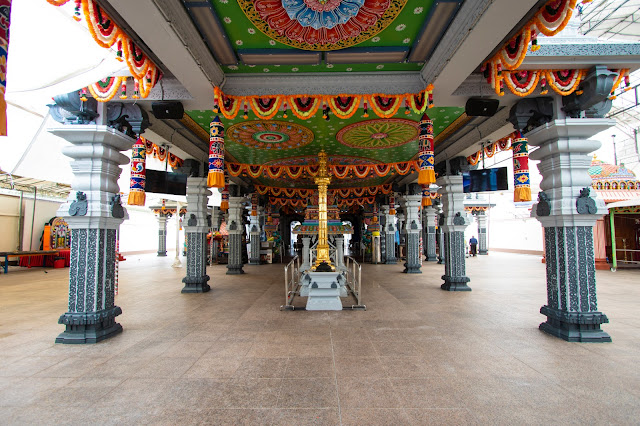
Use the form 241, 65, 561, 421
0, 252, 639, 425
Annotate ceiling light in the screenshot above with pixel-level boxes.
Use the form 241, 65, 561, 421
326, 47, 409, 64
183, 1, 237, 65
408, 0, 463, 63
238, 49, 321, 66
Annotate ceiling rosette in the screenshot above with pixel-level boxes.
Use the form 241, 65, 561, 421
240, 0, 407, 51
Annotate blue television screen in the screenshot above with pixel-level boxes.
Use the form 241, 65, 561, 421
463, 167, 509, 193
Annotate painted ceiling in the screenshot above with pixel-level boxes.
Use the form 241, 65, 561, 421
186, 106, 465, 188
202, 0, 436, 73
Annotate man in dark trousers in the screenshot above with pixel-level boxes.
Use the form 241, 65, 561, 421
469, 236, 478, 257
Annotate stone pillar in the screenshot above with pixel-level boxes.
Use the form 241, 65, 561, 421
400, 186, 422, 274
49, 125, 132, 344
423, 206, 438, 262
437, 175, 470, 291
182, 177, 211, 293
157, 214, 168, 257
248, 209, 261, 265
335, 235, 346, 271
437, 204, 445, 264
226, 194, 246, 275
300, 237, 311, 271
477, 212, 489, 255
528, 118, 613, 342
381, 205, 397, 264
210, 207, 220, 263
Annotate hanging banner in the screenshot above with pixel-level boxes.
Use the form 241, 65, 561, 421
207, 115, 225, 188
512, 132, 532, 202
127, 137, 146, 206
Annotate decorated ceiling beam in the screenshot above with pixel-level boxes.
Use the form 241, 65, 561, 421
256, 184, 393, 199
213, 85, 434, 120
269, 195, 378, 209
46, 0, 162, 97
488, 68, 630, 97
226, 161, 417, 180
482, 0, 579, 91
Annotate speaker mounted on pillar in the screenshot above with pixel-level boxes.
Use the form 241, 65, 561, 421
465, 98, 499, 117
151, 101, 184, 120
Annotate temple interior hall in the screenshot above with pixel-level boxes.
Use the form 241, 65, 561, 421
1, 0, 640, 424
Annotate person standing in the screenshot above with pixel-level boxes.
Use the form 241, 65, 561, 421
469, 236, 478, 257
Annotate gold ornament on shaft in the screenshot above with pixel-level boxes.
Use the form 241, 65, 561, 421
313, 150, 334, 271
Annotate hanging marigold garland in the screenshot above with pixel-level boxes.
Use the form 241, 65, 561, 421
213, 86, 434, 120
142, 137, 184, 169
466, 132, 517, 165
82, 0, 120, 48
503, 70, 541, 97
87, 76, 124, 102
609, 68, 630, 99
489, 67, 587, 97
225, 161, 418, 179
482, 0, 578, 95
256, 184, 392, 199
545, 69, 585, 95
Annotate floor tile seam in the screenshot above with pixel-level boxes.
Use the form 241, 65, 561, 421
329, 328, 343, 426
273, 356, 291, 407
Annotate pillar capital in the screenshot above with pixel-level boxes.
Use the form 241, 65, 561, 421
436, 175, 468, 233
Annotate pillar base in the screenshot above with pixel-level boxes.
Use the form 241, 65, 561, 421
440, 275, 471, 291
425, 254, 437, 262
181, 275, 211, 293
403, 262, 422, 274
55, 306, 123, 344
249, 259, 260, 265
478, 250, 488, 256
385, 258, 397, 265
226, 265, 245, 275
539, 306, 611, 343
157, 251, 167, 257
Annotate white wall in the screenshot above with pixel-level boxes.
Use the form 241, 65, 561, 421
118, 206, 184, 254
0, 193, 63, 252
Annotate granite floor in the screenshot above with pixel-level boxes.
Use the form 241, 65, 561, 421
0, 252, 638, 425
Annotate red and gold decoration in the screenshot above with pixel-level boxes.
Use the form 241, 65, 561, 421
239, 0, 407, 51
0, 0, 10, 136
256, 183, 392, 199
227, 161, 418, 180
483, 0, 578, 95
389, 194, 396, 215
214, 86, 434, 120
251, 192, 258, 216
143, 138, 184, 169
466, 132, 517, 166
417, 113, 435, 185
512, 132, 532, 202
46, 0, 162, 98
127, 137, 146, 206
220, 181, 229, 211
422, 185, 431, 207
207, 115, 225, 188
87, 76, 125, 102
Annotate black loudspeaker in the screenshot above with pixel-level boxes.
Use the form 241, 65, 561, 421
465, 98, 499, 117
151, 101, 184, 119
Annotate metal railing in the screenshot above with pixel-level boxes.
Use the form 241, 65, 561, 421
345, 256, 365, 309
281, 255, 300, 310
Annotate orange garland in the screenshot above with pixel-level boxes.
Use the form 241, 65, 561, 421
226, 161, 418, 179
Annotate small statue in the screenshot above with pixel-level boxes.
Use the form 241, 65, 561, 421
453, 212, 465, 225
110, 194, 125, 219
536, 192, 551, 217
576, 187, 597, 214
69, 192, 88, 216
187, 214, 197, 226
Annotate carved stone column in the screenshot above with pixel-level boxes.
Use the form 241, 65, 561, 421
437, 204, 445, 264
335, 235, 346, 272
248, 206, 261, 265
157, 214, 168, 257
181, 177, 211, 293
528, 118, 613, 342
210, 207, 220, 262
437, 175, 470, 291
381, 205, 397, 264
226, 194, 246, 275
400, 185, 422, 274
301, 237, 311, 272
423, 206, 438, 262
477, 212, 488, 255
49, 125, 133, 344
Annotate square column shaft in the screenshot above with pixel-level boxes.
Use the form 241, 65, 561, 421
400, 192, 422, 274
528, 118, 613, 342
157, 214, 168, 257
226, 196, 246, 275
437, 175, 470, 291
182, 177, 211, 293
249, 212, 261, 265
381, 205, 397, 264
49, 125, 134, 344
477, 212, 488, 255
423, 206, 438, 262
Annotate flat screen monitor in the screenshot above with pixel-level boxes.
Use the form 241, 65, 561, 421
463, 167, 509, 193
144, 169, 188, 195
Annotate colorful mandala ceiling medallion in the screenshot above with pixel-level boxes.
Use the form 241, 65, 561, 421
240, 0, 408, 51
227, 120, 314, 150
336, 118, 419, 149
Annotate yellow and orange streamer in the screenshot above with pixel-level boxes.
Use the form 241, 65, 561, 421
214, 85, 434, 120
226, 161, 419, 180
45, 0, 162, 98
256, 184, 392, 199
466, 132, 517, 166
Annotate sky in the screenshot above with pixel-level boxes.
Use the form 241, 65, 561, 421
0, 1, 637, 195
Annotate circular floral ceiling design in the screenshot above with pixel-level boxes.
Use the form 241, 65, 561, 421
265, 155, 381, 166
239, 0, 408, 51
227, 120, 314, 150
336, 118, 419, 149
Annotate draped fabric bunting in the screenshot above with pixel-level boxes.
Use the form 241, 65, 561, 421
512, 132, 532, 202
417, 113, 435, 185
466, 132, 516, 165
213, 86, 435, 120
46, 0, 162, 97
226, 161, 418, 179
127, 137, 146, 206
0, 0, 10, 136
220, 181, 229, 211
207, 115, 225, 188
